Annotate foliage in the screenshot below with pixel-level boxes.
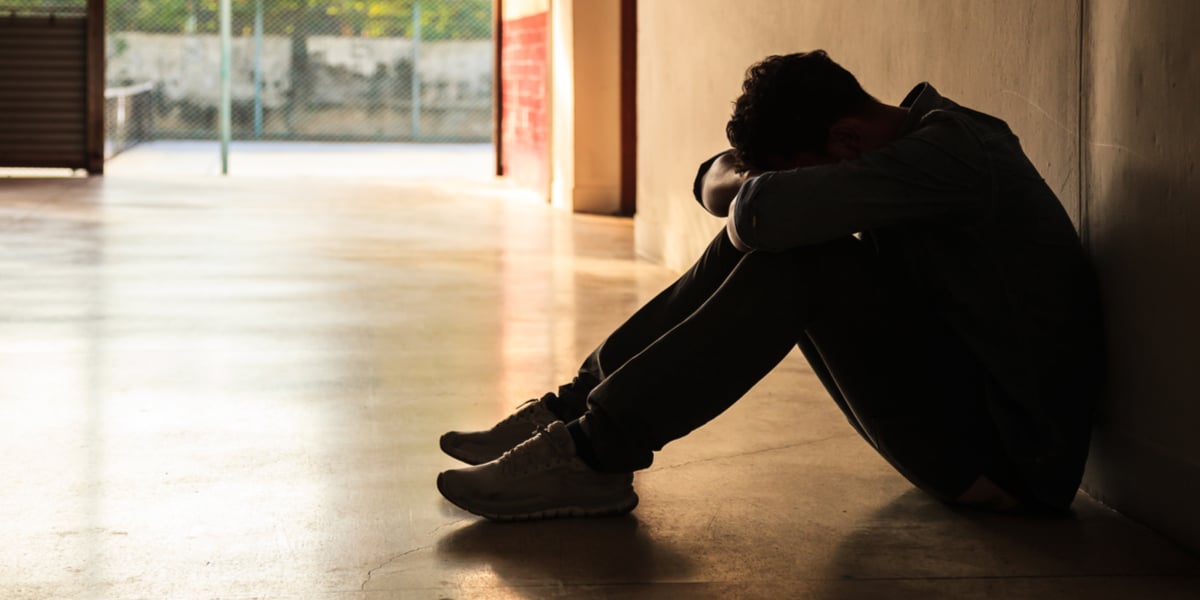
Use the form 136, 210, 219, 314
98, 0, 491, 39
0, 0, 86, 12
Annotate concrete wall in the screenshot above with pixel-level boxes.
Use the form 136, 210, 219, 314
1080, 0, 1200, 551
636, 0, 1200, 551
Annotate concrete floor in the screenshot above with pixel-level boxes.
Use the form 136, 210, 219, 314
1, 165, 1199, 599
103, 140, 497, 179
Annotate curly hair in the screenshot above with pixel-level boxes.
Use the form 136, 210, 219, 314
726, 51, 875, 172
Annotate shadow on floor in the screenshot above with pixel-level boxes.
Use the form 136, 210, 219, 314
431, 488, 1200, 599
809, 489, 1200, 599
436, 514, 697, 597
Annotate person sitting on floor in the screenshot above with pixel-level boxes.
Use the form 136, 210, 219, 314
436, 50, 1104, 520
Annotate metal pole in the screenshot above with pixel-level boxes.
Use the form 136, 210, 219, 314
253, 0, 263, 138
219, 0, 232, 174
411, 1, 421, 140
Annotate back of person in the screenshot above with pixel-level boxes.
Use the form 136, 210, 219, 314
884, 90, 1103, 509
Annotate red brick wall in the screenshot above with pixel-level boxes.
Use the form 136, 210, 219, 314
500, 11, 549, 191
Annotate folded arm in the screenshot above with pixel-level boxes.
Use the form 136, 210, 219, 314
728, 112, 993, 252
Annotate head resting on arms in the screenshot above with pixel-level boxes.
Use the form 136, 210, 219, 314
726, 50, 907, 172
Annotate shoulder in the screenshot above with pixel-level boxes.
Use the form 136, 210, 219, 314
897, 107, 997, 168
919, 103, 1014, 146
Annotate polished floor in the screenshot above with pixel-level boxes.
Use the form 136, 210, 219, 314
101, 141, 497, 179
2, 168, 1199, 599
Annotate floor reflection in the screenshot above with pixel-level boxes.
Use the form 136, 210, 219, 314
4, 174, 1199, 599
433, 516, 696, 597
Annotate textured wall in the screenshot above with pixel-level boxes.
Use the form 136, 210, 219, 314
635, 0, 1200, 551
1080, 0, 1200, 551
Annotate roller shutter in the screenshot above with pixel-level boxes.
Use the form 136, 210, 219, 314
0, 10, 100, 172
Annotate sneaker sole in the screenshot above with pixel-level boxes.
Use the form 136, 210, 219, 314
436, 473, 638, 521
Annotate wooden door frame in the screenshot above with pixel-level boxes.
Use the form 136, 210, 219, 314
619, 0, 636, 215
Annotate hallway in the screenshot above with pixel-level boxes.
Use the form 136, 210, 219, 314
1, 174, 1198, 599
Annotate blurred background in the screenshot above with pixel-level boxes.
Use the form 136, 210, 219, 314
5, 0, 494, 160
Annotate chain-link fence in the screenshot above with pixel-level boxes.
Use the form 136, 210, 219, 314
104, 0, 493, 143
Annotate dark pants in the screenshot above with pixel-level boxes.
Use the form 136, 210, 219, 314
554, 230, 1026, 502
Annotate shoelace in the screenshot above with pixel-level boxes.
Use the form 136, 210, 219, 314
498, 425, 572, 477
494, 394, 554, 428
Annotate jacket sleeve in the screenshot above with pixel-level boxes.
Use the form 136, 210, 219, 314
730, 111, 993, 252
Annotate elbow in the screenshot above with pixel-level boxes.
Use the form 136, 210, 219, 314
733, 203, 828, 252
726, 215, 752, 251
734, 223, 787, 253
729, 199, 780, 252
729, 174, 789, 252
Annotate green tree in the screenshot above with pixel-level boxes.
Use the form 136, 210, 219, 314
1, 0, 86, 13
103, 0, 492, 40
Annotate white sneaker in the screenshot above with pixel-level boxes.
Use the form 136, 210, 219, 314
439, 395, 561, 465
436, 421, 638, 521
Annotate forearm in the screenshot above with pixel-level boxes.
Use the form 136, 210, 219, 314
699, 151, 746, 217
730, 158, 986, 252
